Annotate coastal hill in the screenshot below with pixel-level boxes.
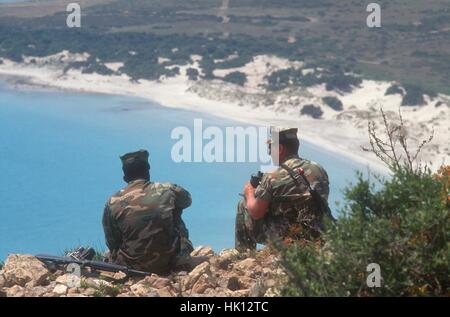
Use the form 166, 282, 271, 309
0, 0, 449, 168
0, 247, 283, 297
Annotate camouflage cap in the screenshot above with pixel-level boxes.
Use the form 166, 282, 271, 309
268, 127, 299, 144
120, 149, 150, 167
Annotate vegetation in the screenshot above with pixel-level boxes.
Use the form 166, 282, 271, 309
93, 283, 123, 297
186, 68, 199, 81
1, 0, 448, 95
223, 71, 247, 86
280, 109, 449, 296
385, 84, 404, 96
322, 96, 343, 111
300, 105, 323, 119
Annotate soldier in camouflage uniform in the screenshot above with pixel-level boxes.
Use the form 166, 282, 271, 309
102, 150, 195, 275
235, 128, 331, 251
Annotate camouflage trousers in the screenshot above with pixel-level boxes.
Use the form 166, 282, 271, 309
235, 199, 267, 251
109, 214, 194, 274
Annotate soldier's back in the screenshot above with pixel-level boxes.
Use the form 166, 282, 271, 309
257, 155, 330, 239
105, 180, 180, 273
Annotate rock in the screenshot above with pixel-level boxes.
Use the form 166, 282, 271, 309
56, 274, 81, 288
53, 284, 68, 295
237, 276, 255, 289
184, 262, 211, 291
112, 271, 127, 281
156, 286, 175, 297
232, 289, 250, 297
129, 284, 148, 297
0, 288, 6, 297
129, 284, 160, 297
2, 254, 49, 287
0, 273, 6, 288
191, 246, 215, 257
265, 278, 277, 288
67, 287, 80, 295
234, 258, 257, 271
6, 285, 26, 297
139, 274, 171, 289
191, 273, 214, 294
264, 287, 281, 297
84, 278, 112, 289
66, 294, 87, 297
82, 288, 97, 296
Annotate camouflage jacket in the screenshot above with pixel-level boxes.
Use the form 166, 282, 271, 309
255, 154, 330, 240
102, 179, 192, 274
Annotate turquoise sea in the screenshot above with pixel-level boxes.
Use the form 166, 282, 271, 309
0, 80, 369, 260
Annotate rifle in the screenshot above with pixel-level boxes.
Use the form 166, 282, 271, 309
36, 254, 150, 277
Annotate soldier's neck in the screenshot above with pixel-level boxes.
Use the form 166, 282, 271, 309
127, 178, 149, 185
280, 153, 300, 164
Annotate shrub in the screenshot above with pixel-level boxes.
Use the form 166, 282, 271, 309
322, 96, 343, 111
300, 104, 323, 119
223, 71, 247, 86
281, 167, 449, 296
280, 109, 449, 297
401, 85, 426, 106
186, 68, 199, 81
385, 84, 404, 96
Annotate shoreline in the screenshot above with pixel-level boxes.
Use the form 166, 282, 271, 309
0, 60, 427, 175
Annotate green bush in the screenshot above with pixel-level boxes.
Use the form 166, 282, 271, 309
186, 68, 199, 81
280, 110, 449, 297
300, 104, 323, 119
385, 84, 404, 96
322, 96, 343, 111
223, 71, 247, 86
281, 167, 449, 296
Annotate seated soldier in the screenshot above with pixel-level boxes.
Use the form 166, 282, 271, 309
102, 149, 199, 274
235, 127, 332, 251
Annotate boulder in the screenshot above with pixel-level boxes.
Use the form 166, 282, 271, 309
156, 286, 175, 297
139, 274, 171, 289
234, 258, 257, 272
191, 246, 215, 257
56, 273, 81, 288
6, 285, 26, 297
191, 273, 213, 294
53, 284, 68, 296
183, 262, 211, 291
0, 273, 6, 288
2, 254, 49, 287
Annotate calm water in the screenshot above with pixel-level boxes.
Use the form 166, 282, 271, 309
0, 81, 368, 260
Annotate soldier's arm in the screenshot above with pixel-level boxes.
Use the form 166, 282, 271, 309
244, 173, 272, 220
171, 184, 192, 210
102, 203, 122, 253
244, 183, 270, 220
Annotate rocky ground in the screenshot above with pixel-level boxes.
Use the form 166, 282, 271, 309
0, 247, 285, 297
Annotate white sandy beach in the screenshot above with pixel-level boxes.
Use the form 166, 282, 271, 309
0, 52, 448, 173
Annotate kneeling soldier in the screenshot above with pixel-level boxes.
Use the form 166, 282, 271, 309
235, 128, 331, 251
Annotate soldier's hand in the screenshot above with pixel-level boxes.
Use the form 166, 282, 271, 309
243, 182, 255, 199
